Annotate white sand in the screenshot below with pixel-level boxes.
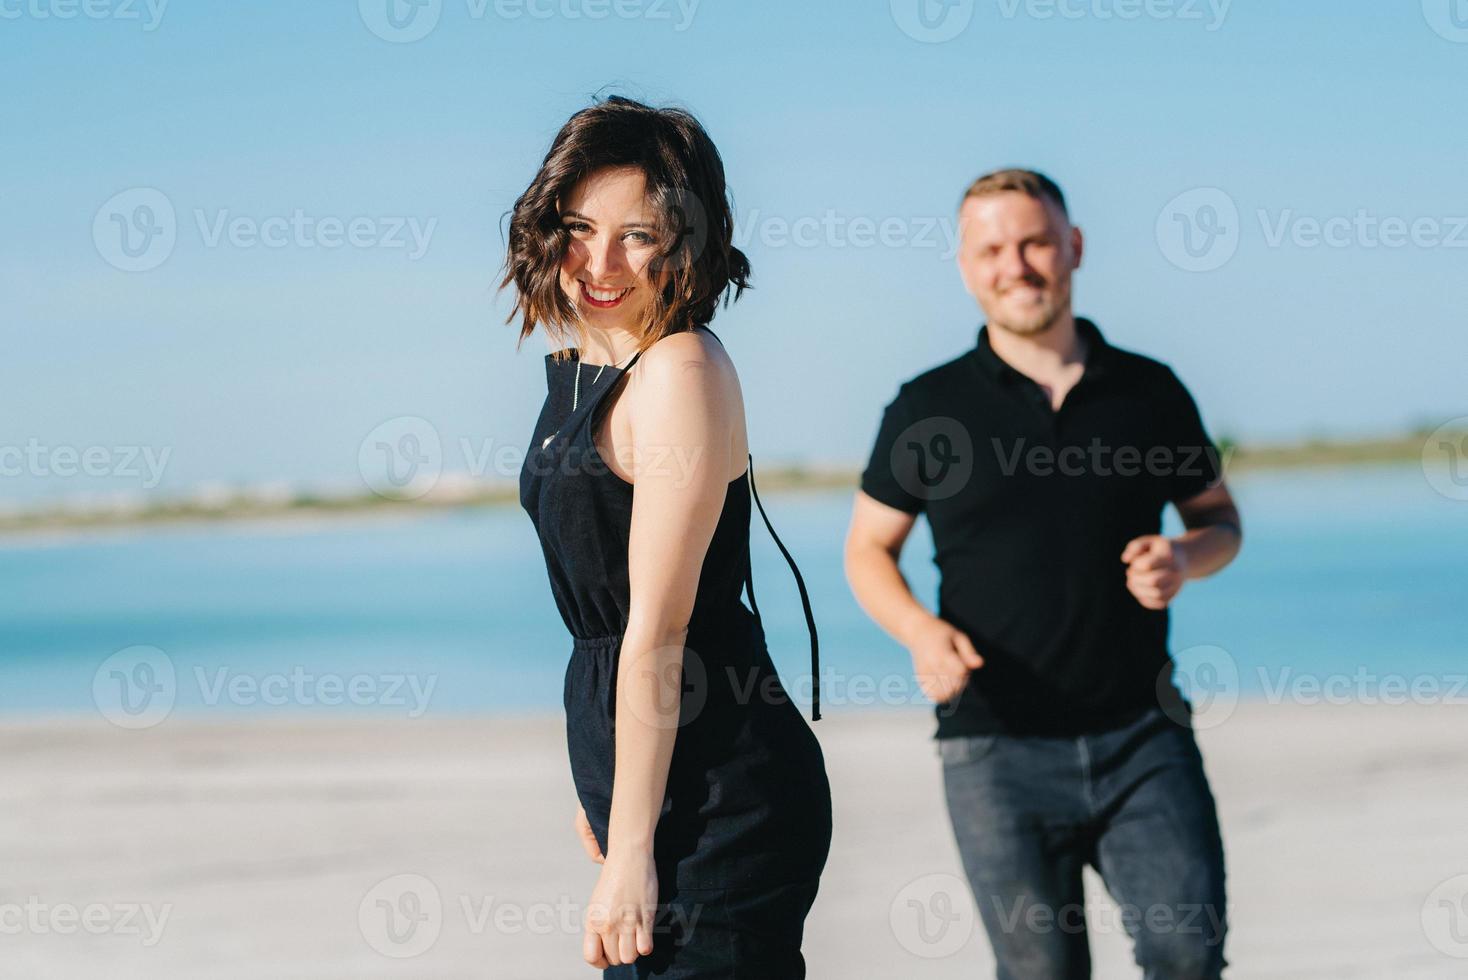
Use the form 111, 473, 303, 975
1, 703, 1463, 979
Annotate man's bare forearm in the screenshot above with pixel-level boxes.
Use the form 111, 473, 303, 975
1176, 520, 1242, 579
845, 543, 936, 647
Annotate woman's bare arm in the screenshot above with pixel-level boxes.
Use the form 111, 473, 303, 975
581, 331, 734, 968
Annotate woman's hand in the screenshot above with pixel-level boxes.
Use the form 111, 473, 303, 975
575, 804, 605, 864
582, 851, 658, 968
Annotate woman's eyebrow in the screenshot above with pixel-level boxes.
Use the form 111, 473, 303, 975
559, 211, 655, 231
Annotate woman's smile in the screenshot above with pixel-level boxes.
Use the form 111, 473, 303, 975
580, 280, 633, 309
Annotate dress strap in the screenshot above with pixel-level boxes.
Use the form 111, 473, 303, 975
743, 452, 822, 722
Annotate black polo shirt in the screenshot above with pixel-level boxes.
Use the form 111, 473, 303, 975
860, 318, 1222, 738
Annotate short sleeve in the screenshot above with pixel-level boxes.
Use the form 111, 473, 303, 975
1162, 368, 1222, 503
859, 387, 926, 515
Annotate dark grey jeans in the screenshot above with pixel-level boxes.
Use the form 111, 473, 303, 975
940, 707, 1228, 980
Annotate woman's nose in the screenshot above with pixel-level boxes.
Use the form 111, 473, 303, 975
583, 236, 625, 281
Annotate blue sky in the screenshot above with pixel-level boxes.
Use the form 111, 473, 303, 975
4, 1, 1465, 504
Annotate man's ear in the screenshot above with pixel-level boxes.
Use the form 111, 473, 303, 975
1070, 225, 1085, 270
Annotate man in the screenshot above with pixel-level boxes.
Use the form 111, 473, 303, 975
845, 169, 1242, 979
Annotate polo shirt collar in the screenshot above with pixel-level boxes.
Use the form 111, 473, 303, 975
972, 316, 1112, 384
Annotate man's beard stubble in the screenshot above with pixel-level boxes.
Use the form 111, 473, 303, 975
989, 279, 1071, 338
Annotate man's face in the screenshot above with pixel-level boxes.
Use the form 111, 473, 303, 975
956, 191, 1083, 337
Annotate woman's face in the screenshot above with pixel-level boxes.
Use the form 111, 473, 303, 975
558, 166, 660, 337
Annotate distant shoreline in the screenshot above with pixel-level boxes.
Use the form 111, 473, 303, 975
0, 432, 1448, 540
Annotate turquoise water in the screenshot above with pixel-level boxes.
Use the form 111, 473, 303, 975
2, 464, 1463, 719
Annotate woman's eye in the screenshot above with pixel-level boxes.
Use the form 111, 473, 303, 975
563, 221, 591, 235
625, 231, 655, 246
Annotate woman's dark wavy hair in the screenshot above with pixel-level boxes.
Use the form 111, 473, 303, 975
501, 95, 751, 356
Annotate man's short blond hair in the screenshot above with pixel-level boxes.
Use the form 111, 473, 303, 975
960, 169, 1069, 219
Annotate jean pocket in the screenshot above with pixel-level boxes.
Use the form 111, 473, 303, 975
938, 734, 998, 767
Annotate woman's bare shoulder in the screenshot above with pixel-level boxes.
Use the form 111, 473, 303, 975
632, 328, 739, 401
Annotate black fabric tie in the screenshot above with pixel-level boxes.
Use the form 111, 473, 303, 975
743, 453, 822, 722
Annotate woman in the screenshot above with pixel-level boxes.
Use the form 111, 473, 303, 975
505, 95, 832, 977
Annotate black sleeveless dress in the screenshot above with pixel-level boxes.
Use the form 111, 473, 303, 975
517, 329, 832, 960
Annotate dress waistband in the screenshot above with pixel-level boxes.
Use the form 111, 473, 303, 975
565, 456, 822, 722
